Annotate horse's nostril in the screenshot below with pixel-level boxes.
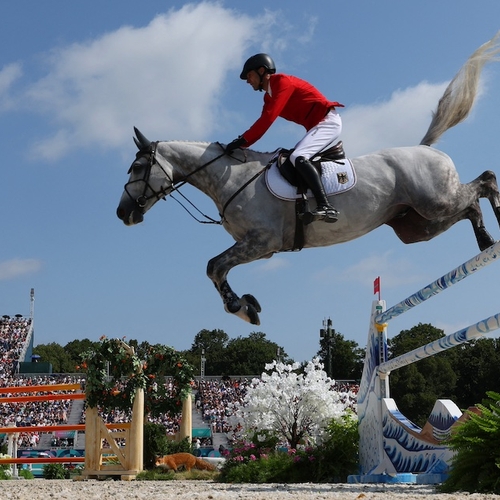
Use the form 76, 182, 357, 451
116, 207, 125, 220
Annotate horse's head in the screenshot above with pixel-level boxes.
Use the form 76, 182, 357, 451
116, 128, 174, 225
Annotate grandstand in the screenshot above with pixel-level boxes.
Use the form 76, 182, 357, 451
0, 290, 226, 455
0, 290, 357, 461
0, 289, 36, 376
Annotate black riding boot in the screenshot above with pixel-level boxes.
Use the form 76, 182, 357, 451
295, 156, 339, 223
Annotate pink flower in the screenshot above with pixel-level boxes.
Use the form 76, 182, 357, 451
288, 448, 296, 455
234, 455, 244, 462
308, 456, 316, 462
249, 454, 256, 461
293, 456, 301, 462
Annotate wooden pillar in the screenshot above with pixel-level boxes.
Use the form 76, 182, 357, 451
179, 392, 192, 442
84, 406, 102, 472
127, 388, 144, 472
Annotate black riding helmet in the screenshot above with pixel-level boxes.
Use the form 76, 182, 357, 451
239, 53, 276, 80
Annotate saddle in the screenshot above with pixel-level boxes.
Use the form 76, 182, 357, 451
273, 141, 347, 250
277, 141, 346, 187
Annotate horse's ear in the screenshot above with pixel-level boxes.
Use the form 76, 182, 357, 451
134, 127, 151, 150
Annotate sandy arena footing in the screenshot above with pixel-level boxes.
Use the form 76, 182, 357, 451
2, 480, 500, 500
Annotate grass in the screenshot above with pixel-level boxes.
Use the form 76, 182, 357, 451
137, 467, 219, 481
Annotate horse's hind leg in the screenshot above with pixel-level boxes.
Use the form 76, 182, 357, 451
389, 170, 500, 251
480, 170, 500, 228
388, 204, 495, 251
467, 200, 496, 251
467, 170, 500, 250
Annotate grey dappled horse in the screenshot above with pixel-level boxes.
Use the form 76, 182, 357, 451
117, 33, 500, 325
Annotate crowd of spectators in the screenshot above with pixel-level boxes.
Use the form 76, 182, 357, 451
0, 374, 84, 448
0, 316, 31, 377
194, 378, 250, 436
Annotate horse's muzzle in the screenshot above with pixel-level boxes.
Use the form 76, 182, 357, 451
116, 205, 144, 225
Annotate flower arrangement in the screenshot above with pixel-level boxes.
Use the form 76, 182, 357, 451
79, 337, 194, 416
0, 454, 12, 480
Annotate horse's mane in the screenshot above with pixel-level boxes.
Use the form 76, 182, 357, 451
160, 139, 277, 160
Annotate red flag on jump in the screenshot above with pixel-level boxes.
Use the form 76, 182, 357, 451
373, 276, 381, 300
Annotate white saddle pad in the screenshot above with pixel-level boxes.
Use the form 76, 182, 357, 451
265, 158, 356, 201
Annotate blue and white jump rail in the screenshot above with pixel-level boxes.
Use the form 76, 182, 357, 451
348, 240, 500, 485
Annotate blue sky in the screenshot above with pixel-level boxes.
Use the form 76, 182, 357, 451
2, 1, 500, 364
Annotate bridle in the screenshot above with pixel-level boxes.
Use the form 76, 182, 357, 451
123, 141, 171, 210
123, 141, 264, 224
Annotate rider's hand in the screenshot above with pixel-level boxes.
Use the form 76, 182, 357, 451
225, 136, 247, 154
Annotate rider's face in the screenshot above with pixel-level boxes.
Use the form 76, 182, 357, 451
245, 70, 261, 90
245, 68, 268, 91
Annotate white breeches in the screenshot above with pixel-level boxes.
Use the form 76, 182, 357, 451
289, 111, 342, 166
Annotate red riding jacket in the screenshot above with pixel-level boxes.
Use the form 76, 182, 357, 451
242, 73, 343, 147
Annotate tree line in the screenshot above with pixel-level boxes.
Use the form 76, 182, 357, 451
32, 324, 500, 427
32, 328, 363, 380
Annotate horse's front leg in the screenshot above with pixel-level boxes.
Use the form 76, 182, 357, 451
207, 234, 276, 325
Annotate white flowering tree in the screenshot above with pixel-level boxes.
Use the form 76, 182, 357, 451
230, 358, 355, 449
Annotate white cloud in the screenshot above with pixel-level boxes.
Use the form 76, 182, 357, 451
0, 62, 23, 111
255, 256, 290, 272
0, 258, 42, 280
3, 2, 471, 166
342, 82, 449, 157
314, 251, 423, 289
22, 3, 273, 160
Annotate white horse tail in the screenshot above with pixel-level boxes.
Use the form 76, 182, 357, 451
420, 31, 500, 147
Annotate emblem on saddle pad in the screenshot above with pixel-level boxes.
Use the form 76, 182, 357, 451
337, 172, 349, 184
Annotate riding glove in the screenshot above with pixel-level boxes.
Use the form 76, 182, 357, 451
225, 136, 247, 154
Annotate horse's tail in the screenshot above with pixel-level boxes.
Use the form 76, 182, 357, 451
420, 31, 500, 147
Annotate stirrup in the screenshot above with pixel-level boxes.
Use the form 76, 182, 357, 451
312, 205, 339, 223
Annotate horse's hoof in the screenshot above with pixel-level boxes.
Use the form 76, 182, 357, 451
246, 304, 260, 325
242, 294, 262, 313
228, 302, 260, 325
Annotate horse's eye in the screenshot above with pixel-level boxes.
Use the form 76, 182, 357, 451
127, 156, 148, 174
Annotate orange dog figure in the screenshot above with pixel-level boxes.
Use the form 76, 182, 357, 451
155, 452, 215, 472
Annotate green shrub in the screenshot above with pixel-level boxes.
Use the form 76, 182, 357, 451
218, 414, 359, 484
143, 422, 170, 469
164, 436, 192, 455
218, 448, 293, 483
42, 463, 70, 479
18, 468, 35, 479
319, 411, 360, 481
440, 391, 500, 494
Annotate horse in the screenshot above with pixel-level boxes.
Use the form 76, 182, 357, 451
117, 33, 500, 326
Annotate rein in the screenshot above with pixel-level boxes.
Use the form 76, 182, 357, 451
126, 142, 266, 225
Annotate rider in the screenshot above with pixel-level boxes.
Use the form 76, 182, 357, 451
226, 53, 344, 223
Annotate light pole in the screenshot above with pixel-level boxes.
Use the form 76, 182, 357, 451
200, 349, 206, 379
320, 318, 334, 378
